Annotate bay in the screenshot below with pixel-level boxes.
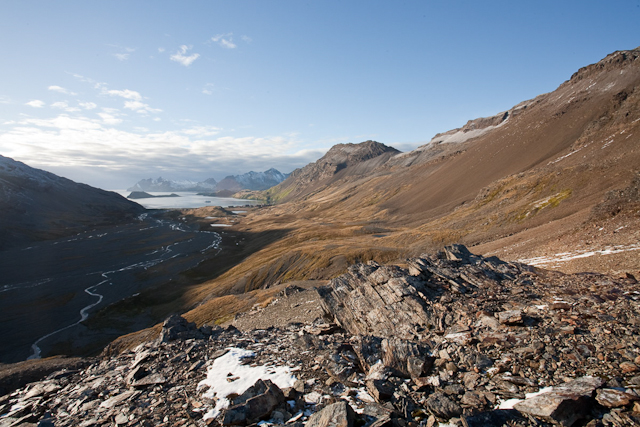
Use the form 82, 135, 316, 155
112, 191, 262, 209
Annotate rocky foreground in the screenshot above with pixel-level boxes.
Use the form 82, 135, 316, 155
2, 245, 640, 426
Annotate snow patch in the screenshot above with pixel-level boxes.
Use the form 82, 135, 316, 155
197, 348, 297, 420
519, 244, 640, 267
497, 386, 553, 409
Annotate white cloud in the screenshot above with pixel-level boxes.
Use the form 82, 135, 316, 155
182, 126, 222, 137
79, 102, 97, 110
97, 112, 122, 125
108, 44, 135, 61
51, 101, 81, 112
241, 35, 252, 43
212, 33, 236, 49
124, 100, 162, 114
158, 47, 165, 53
48, 85, 77, 95
170, 45, 200, 66
15, 115, 102, 131
26, 100, 45, 108
0, 96, 10, 104
202, 83, 215, 95
103, 88, 143, 101
0, 113, 316, 189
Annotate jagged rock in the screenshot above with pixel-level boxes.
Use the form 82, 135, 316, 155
513, 376, 604, 426
221, 379, 285, 425
131, 373, 166, 388
366, 379, 394, 402
595, 388, 640, 408
305, 401, 356, 427
496, 309, 523, 325
99, 390, 139, 409
460, 390, 492, 408
3, 245, 640, 427
381, 338, 433, 379
317, 263, 437, 339
462, 409, 525, 427
424, 391, 462, 419
158, 314, 198, 342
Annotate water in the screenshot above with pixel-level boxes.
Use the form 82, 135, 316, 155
0, 213, 224, 362
113, 191, 262, 209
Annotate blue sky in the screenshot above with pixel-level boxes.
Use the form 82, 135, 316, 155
0, 1, 638, 189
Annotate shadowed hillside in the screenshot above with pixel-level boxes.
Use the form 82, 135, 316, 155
0, 155, 145, 251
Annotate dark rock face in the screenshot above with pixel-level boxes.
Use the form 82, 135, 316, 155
3, 246, 640, 426
222, 379, 285, 425
0, 155, 145, 250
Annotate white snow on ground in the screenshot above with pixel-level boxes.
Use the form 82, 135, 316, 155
197, 348, 297, 420
210, 224, 232, 227
419, 121, 507, 149
547, 148, 582, 165
518, 244, 640, 267
497, 386, 553, 410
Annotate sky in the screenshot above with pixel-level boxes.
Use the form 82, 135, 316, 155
0, 1, 638, 190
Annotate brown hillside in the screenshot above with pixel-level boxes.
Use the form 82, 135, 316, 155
103, 47, 640, 348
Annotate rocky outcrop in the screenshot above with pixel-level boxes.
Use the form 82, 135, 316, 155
3, 245, 640, 426
317, 244, 527, 339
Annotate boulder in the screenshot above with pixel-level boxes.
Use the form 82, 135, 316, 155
221, 379, 285, 425
306, 401, 356, 427
424, 391, 462, 419
595, 388, 640, 408
513, 376, 604, 426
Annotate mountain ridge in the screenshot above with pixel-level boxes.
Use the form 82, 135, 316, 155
127, 168, 288, 193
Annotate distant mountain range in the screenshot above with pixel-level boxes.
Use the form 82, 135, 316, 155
127, 168, 288, 193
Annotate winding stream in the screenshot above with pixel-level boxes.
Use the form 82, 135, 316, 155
0, 214, 223, 363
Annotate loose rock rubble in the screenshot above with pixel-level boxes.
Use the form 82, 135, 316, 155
2, 244, 640, 426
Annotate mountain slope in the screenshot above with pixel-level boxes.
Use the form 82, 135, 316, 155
33, 46, 640, 365
0, 155, 145, 250
264, 141, 400, 203
212, 46, 640, 283
216, 168, 289, 192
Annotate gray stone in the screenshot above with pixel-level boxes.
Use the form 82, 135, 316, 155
424, 391, 462, 419
461, 409, 524, 427
221, 379, 285, 425
496, 310, 523, 325
595, 388, 640, 408
305, 401, 356, 427
366, 379, 394, 402
131, 373, 166, 388
514, 376, 604, 426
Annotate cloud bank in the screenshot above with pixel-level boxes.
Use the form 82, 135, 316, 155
0, 113, 324, 189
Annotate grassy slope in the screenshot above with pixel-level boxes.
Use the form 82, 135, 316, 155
105, 49, 640, 352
